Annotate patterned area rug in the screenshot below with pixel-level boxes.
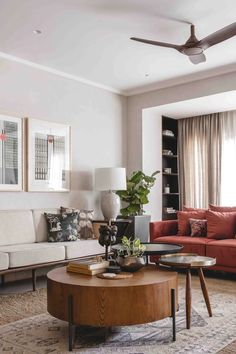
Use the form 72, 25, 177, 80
0, 274, 235, 353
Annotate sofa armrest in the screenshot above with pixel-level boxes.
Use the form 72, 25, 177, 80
150, 220, 178, 241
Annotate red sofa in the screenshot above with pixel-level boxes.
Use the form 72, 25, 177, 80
150, 219, 236, 274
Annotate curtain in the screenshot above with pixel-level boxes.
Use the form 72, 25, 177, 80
220, 110, 236, 206
178, 113, 221, 208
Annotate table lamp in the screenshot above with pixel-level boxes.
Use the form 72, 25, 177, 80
95, 167, 127, 220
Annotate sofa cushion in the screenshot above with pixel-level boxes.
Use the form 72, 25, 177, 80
32, 209, 59, 242
0, 243, 65, 268
206, 239, 236, 268
189, 218, 207, 237
44, 212, 78, 242
206, 210, 236, 239
183, 206, 208, 212
63, 239, 105, 259
209, 204, 236, 212
60, 207, 95, 239
153, 235, 212, 256
0, 210, 36, 246
177, 211, 206, 235
0, 252, 9, 270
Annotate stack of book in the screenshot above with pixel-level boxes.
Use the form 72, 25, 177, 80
164, 207, 176, 214
66, 258, 109, 275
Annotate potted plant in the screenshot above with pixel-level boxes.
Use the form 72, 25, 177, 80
116, 170, 159, 242
116, 236, 146, 272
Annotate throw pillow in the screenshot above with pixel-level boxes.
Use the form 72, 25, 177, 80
189, 218, 207, 237
77, 209, 95, 239
209, 204, 236, 212
206, 210, 236, 239
177, 210, 207, 235
60, 207, 95, 239
44, 212, 78, 242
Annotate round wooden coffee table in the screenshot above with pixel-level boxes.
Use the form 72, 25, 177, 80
47, 265, 178, 351
159, 253, 216, 329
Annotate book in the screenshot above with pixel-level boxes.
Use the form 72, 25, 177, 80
68, 259, 109, 270
66, 265, 107, 275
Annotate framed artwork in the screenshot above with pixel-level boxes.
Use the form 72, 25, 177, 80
0, 114, 23, 191
27, 118, 71, 192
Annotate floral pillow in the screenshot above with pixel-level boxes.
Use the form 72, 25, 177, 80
77, 209, 95, 240
189, 218, 207, 237
44, 212, 78, 242
60, 207, 95, 240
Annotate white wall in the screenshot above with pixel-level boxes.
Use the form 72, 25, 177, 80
127, 70, 236, 219
142, 109, 162, 221
0, 58, 127, 216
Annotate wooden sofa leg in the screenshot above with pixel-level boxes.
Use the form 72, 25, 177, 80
32, 269, 37, 291
1, 274, 4, 287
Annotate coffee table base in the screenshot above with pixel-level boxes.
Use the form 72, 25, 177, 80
67, 288, 177, 351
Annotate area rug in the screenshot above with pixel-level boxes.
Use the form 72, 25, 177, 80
0, 274, 235, 353
0, 289, 236, 353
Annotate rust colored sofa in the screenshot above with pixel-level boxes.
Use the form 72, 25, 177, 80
150, 219, 236, 274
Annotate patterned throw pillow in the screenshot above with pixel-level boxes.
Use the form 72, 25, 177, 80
44, 212, 78, 242
60, 207, 95, 240
189, 218, 207, 237
77, 210, 95, 240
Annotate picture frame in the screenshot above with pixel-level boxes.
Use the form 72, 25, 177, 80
27, 118, 71, 192
0, 114, 23, 191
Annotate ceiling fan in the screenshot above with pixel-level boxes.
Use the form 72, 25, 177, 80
130, 22, 236, 64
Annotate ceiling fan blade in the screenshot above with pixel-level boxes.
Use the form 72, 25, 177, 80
189, 53, 206, 64
130, 37, 181, 51
198, 22, 236, 50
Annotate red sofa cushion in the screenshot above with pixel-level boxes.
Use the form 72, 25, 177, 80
177, 211, 206, 236
150, 220, 178, 241
153, 235, 211, 256
206, 239, 236, 268
206, 210, 236, 239
183, 206, 207, 212
209, 204, 236, 212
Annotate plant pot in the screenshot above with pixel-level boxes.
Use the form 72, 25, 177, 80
117, 215, 151, 242
116, 256, 145, 272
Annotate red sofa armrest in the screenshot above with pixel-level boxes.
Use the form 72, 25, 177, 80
150, 220, 178, 241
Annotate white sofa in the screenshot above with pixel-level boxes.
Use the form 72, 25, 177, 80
0, 209, 104, 289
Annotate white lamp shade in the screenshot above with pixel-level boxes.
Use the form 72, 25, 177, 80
95, 167, 127, 191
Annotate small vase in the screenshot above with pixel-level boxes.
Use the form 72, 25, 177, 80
116, 256, 145, 272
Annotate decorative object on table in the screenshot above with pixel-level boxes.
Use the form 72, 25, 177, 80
164, 167, 172, 173
106, 264, 121, 273
0, 114, 23, 191
95, 167, 127, 220
162, 149, 173, 155
44, 212, 78, 242
164, 184, 170, 193
116, 170, 159, 217
97, 272, 133, 279
60, 206, 95, 239
115, 236, 146, 272
162, 129, 175, 137
27, 118, 70, 192
98, 224, 118, 260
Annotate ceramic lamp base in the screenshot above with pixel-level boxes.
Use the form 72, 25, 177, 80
101, 191, 120, 220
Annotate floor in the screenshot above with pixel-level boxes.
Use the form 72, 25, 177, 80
0, 276, 46, 294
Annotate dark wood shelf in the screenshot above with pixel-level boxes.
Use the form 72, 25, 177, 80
162, 172, 178, 176
162, 134, 176, 140
162, 154, 178, 158
162, 116, 179, 220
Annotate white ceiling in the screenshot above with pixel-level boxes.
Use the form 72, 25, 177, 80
0, 0, 236, 96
